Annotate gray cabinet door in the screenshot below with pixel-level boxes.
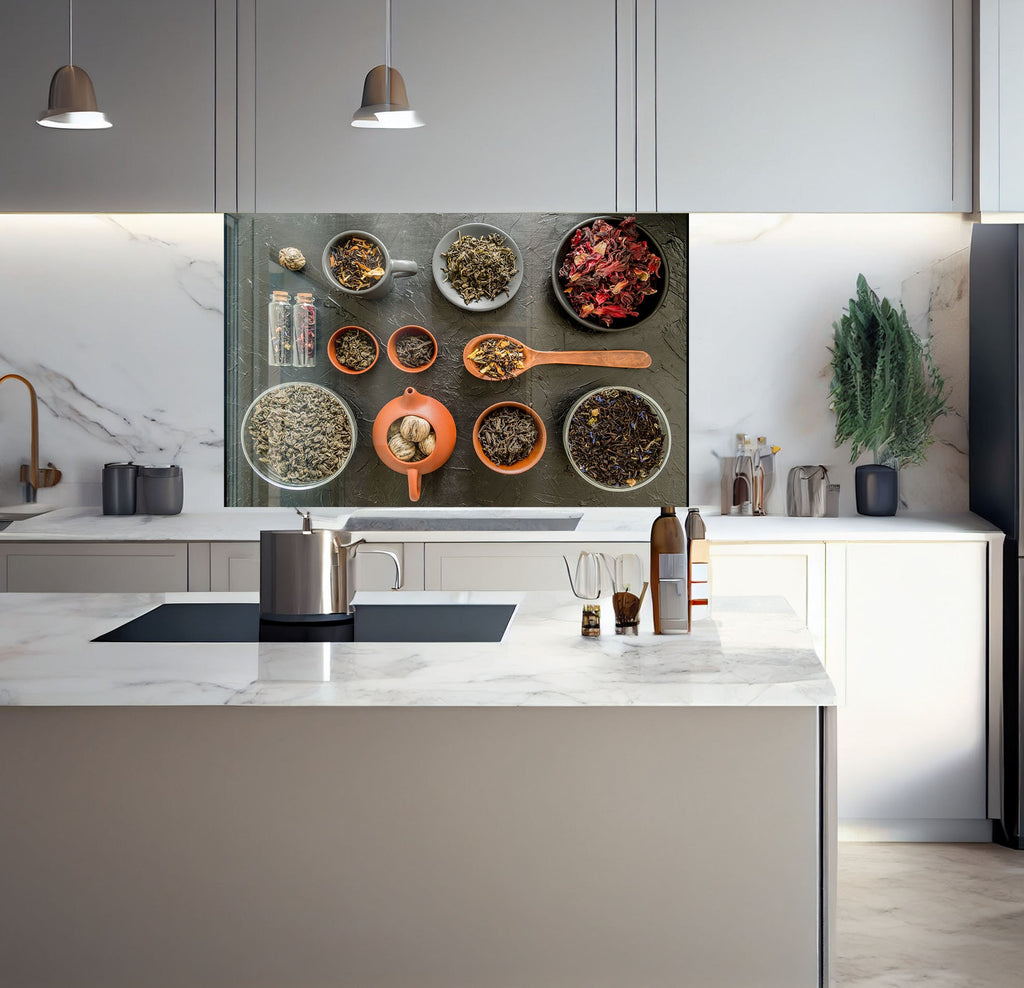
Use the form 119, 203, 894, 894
249, 0, 617, 212
0, 0, 215, 211
656, 0, 971, 211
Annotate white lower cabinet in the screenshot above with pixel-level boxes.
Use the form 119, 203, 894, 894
708, 543, 826, 658
835, 541, 990, 841
423, 542, 649, 591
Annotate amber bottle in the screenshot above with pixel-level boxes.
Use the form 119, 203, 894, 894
651, 506, 687, 634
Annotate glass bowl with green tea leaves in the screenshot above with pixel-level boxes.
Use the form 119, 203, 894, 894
241, 382, 357, 490
562, 386, 671, 492
432, 223, 524, 312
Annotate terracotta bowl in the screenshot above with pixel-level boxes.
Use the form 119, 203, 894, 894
327, 325, 379, 375
472, 401, 547, 476
387, 325, 438, 373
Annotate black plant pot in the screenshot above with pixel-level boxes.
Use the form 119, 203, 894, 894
855, 464, 898, 516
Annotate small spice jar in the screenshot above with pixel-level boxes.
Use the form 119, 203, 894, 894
581, 604, 601, 637
292, 292, 316, 367
268, 290, 292, 366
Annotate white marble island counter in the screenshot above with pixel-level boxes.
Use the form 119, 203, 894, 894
0, 591, 835, 988
0, 590, 835, 708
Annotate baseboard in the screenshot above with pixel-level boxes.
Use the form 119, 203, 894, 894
839, 819, 993, 843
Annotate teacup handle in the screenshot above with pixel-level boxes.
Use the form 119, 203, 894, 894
391, 260, 418, 279
407, 469, 421, 502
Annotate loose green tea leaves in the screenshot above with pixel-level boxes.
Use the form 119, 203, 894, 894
333, 328, 376, 370
248, 384, 352, 485
478, 406, 540, 466
566, 388, 665, 488
442, 232, 517, 304
395, 332, 435, 368
468, 337, 525, 380
329, 236, 385, 291
557, 216, 661, 327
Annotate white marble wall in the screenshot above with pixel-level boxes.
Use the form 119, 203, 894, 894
0, 215, 224, 510
689, 214, 974, 515
0, 212, 973, 515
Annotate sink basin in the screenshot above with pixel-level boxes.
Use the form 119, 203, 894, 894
0, 504, 57, 522
344, 512, 583, 532
94, 601, 516, 644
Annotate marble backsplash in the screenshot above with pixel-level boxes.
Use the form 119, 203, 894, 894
0, 211, 973, 515
0, 214, 225, 510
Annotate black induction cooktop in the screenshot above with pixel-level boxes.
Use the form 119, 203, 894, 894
93, 602, 516, 644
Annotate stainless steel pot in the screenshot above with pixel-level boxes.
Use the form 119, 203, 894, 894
259, 510, 401, 619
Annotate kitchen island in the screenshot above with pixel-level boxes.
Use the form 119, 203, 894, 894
0, 591, 836, 988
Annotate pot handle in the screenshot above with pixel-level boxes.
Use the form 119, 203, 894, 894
354, 549, 403, 591
407, 469, 421, 502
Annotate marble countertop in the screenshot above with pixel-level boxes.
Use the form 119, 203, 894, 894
0, 591, 835, 708
0, 505, 1002, 544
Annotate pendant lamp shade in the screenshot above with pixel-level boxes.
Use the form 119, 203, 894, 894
37, 64, 112, 129
351, 65, 424, 128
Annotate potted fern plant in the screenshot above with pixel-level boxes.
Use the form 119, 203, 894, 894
829, 274, 946, 515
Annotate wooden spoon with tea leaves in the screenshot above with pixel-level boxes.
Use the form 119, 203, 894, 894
462, 334, 652, 381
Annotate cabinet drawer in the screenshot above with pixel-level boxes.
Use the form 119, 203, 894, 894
2, 543, 188, 593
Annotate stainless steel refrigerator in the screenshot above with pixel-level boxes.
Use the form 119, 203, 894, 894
970, 222, 1024, 848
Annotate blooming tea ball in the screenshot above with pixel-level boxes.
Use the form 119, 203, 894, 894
399, 415, 431, 443
418, 431, 436, 457
388, 434, 417, 461
278, 247, 306, 271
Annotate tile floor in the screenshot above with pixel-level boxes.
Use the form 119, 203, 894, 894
836, 843, 1024, 986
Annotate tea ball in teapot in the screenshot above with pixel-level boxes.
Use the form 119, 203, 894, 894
399, 415, 431, 443
387, 419, 403, 442
278, 247, 306, 271
417, 431, 436, 457
388, 434, 417, 461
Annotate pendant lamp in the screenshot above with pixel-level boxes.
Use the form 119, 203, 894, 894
352, 0, 423, 129
37, 0, 112, 129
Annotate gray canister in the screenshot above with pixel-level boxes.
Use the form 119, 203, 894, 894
136, 465, 184, 515
102, 462, 137, 515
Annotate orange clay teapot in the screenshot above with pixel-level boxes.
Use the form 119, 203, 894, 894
372, 387, 457, 502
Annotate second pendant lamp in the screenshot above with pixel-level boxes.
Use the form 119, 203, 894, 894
351, 0, 423, 129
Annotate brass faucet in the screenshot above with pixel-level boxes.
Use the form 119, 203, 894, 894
0, 374, 62, 503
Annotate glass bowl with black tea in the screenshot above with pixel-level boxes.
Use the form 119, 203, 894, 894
562, 386, 671, 492
240, 382, 357, 491
551, 216, 667, 332
432, 223, 524, 312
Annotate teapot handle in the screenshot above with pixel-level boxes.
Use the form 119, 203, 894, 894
407, 469, 421, 502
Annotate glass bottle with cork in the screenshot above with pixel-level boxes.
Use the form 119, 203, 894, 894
291, 292, 316, 367
650, 506, 688, 634
268, 290, 292, 366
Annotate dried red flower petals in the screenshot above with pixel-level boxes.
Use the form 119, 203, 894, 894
557, 216, 661, 327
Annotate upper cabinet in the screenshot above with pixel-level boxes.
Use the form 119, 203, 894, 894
242, 0, 618, 213
0, 1, 979, 213
0, 0, 217, 212
977, 0, 1024, 213
654, 0, 972, 212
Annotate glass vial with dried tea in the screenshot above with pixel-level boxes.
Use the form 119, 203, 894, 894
651, 506, 687, 634
268, 290, 292, 366
291, 292, 316, 367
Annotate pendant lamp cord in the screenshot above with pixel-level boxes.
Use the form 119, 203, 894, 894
384, 0, 391, 107
69, 0, 74, 66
